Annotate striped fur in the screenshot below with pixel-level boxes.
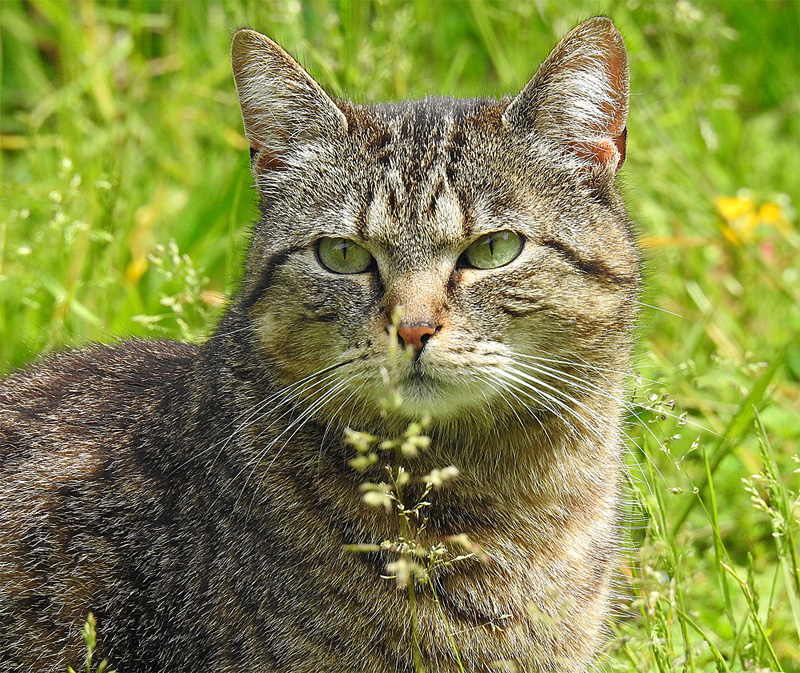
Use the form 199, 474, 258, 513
0, 18, 639, 672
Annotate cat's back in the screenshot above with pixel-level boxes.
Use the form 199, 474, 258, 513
1, 339, 197, 463
0, 338, 199, 499
0, 339, 200, 671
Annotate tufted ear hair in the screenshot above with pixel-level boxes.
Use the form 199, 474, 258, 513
503, 17, 629, 182
231, 29, 348, 173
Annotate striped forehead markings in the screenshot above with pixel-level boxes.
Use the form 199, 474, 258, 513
350, 106, 483, 245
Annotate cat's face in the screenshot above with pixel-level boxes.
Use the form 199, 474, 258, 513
232, 21, 639, 428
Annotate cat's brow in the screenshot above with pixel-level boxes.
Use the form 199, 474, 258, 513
541, 238, 637, 285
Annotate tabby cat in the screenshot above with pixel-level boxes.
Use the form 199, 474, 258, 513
0, 17, 639, 672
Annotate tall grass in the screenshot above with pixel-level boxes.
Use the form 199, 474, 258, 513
1, 1, 798, 670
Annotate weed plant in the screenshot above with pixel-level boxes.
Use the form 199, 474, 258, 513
343, 314, 486, 672
66, 613, 116, 673
1, 1, 798, 671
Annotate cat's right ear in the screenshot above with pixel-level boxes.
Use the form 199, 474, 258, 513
231, 29, 347, 173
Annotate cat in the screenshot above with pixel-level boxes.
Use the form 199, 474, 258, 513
0, 17, 638, 673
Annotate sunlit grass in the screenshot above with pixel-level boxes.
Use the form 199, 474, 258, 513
1, 0, 798, 670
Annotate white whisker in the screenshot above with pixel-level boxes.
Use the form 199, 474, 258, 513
237, 379, 353, 513
510, 351, 716, 437
505, 369, 606, 440
194, 361, 354, 473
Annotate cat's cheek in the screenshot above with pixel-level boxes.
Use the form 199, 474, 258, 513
251, 304, 341, 377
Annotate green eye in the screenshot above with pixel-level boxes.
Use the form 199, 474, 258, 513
462, 230, 523, 269
316, 237, 374, 274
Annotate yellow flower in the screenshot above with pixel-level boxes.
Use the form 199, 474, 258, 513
714, 194, 789, 244
715, 194, 755, 221
757, 202, 789, 232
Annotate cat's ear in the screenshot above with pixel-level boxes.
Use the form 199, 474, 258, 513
503, 17, 628, 180
231, 29, 347, 172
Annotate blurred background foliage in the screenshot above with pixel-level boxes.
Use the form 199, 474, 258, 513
1, 0, 798, 670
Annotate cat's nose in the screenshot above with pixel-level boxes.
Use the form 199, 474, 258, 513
397, 323, 437, 351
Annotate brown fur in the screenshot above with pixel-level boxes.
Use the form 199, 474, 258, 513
0, 18, 638, 672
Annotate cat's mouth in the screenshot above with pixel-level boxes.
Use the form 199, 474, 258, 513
390, 360, 438, 391
407, 360, 427, 380
376, 358, 485, 419
338, 339, 503, 420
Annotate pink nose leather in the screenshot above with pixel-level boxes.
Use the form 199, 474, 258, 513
397, 323, 437, 350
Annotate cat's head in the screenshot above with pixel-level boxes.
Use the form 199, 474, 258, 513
230, 19, 639, 431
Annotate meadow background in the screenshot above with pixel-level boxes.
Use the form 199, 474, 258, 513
1, 0, 798, 670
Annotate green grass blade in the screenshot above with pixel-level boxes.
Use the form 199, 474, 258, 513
673, 340, 788, 532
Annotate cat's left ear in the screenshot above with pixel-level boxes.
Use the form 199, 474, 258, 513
503, 17, 628, 180
231, 29, 347, 173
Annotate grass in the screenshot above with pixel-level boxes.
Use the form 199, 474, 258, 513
1, 0, 798, 670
